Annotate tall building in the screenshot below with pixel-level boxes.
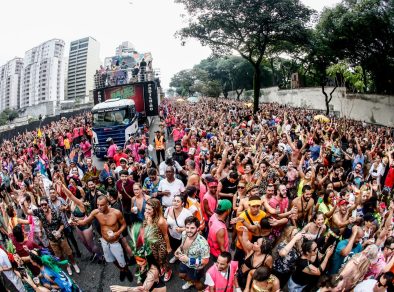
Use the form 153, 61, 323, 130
0, 58, 23, 111
115, 41, 136, 57
20, 39, 65, 108
67, 37, 101, 101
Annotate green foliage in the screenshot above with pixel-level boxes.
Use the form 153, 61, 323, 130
315, 0, 394, 94
327, 62, 366, 93
0, 109, 19, 126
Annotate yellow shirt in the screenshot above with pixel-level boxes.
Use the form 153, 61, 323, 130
236, 209, 266, 250
64, 139, 70, 149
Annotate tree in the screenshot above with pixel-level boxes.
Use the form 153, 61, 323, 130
316, 0, 394, 94
0, 109, 19, 126
169, 69, 196, 96
175, 0, 313, 113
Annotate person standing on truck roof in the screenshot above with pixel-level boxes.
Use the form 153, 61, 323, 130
106, 138, 117, 162
154, 130, 166, 165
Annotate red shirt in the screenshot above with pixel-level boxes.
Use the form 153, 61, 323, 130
384, 166, 394, 188
113, 153, 128, 166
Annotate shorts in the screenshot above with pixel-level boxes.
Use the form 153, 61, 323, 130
49, 238, 73, 258
100, 238, 126, 268
178, 262, 204, 281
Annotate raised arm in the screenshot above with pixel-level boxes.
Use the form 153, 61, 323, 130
76, 209, 98, 227
59, 183, 85, 212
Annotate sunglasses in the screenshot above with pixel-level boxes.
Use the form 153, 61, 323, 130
40, 203, 48, 207
238, 186, 245, 189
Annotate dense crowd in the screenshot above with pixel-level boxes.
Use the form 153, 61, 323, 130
0, 98, 393, 292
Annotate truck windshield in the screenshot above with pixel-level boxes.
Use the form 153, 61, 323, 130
92, 108, 130, 127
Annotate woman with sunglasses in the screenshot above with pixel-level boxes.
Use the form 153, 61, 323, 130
288, 240, 334, 291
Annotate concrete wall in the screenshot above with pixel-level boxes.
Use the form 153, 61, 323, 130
229, 87, 394, 127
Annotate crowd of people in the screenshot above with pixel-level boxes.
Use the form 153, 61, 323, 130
94, 58, 154, 88
0, 98, 393, 292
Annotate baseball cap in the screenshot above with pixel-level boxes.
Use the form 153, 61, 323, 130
106, 137, 113, 142
117, 146, 123, 151
120, 158, 127, 163
337, 199, 349, 206
216, 199, 232, 212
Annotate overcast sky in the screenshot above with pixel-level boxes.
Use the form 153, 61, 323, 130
0, 0, 340, 89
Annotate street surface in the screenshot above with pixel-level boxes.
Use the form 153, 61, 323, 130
77, 117, 190, 291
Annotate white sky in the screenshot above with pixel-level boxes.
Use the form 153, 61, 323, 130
0, 0, 340, 89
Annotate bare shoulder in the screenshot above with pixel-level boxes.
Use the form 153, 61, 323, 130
109, 207, 122, 217
90, 209, 100, 217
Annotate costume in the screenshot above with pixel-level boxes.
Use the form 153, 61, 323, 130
129, 222, 167, 283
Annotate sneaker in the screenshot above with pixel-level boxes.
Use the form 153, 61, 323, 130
119, 270, 126, 282
126, 269, 133, 282
66, 264, 72, 276
182, 281, 194, 290
169, 256, 177, 264
73, 264, 80, 274
163, 269, 172, 282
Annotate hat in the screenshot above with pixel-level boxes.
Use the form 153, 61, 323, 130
188, 148, 196, 155
117, 146, 123, 151
106, 137, 113, 142
120, 158, 127, 163
207, 181, 218, 187
216, 199, 232, 212
75, 144, 80, 148
337, 199, 349, 206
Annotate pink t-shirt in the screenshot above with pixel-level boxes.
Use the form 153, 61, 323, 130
107, 144, 117, 158
80, 141, 92, 158
202, 191, 217, 222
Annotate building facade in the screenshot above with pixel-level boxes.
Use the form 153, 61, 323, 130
67, 37, 101, 101
20, 39, 65, 108
0, 58, 23, 111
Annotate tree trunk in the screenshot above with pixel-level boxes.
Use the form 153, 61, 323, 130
236, 88, 244, 100
361, 66, 367, 92
322, 83, 330, 116
223, 90, 228, 99
270, 58, 276, 86
253, 65, 261, 114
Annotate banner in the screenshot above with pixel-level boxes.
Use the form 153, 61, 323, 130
143, 81, 159, 116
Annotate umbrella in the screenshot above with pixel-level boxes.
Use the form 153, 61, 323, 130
314, 114, 330, 123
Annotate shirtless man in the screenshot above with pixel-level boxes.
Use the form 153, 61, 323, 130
291, 185, 314, 228
75, 196, 133, 282
186, 160, 200, 190
332, 199, 357, 235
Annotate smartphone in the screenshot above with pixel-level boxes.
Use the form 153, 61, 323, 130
17, 267, 27, 278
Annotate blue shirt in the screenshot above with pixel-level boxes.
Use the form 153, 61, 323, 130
330, 239, 362, 274
310, 145, 321, 160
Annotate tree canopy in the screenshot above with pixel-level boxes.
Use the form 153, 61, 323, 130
171, 0, 394, 114
175, 0, 313, 113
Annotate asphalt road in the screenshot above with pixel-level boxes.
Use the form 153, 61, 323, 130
74, 117, 192, 291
